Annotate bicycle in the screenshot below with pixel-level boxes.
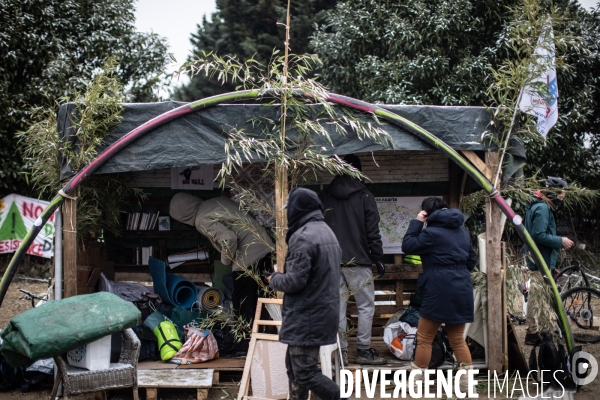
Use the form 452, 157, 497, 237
554, 264, 591, 294
553, 252, 600, 294
18, 288, 49, 308
561, 286, 600, 343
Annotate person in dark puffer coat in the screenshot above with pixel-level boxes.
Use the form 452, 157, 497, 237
268, 188, 342, 400
401, 197, 476, 388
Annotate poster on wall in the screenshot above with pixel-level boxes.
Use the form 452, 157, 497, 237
170, 165, 214, 190
0, 194, 55, 258
375, 196, 430, 254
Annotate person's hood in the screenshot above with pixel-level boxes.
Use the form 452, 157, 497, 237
426, 208, 465, 229
327, 175, 365, 199
285, 188, 323, 243
530, 190, 558, 211
169, 192, 204, 225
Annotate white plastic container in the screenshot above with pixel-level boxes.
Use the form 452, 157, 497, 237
67, 335, 111, 370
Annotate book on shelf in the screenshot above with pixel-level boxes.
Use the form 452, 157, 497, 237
126, 211, 161, 230
133, 246, 155, 265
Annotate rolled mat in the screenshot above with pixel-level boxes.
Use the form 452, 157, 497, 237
196, 286, 223, 312
149, 258, 198, 309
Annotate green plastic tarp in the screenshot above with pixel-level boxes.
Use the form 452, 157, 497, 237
0, 292, 141, 367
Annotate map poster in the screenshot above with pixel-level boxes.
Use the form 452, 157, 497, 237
375, 196, 429, 254
170, 165, 214, 190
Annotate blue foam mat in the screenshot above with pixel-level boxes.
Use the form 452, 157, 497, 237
149, 258, 198, 309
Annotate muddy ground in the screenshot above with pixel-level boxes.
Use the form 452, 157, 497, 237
1, 280, 599, 399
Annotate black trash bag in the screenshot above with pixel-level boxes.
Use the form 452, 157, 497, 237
135, 292, 163, 322
212, 329, 249, 357
132, 325, 159, 362
427, 328, 450, 369
399, 306, 420, 327
20, 369, 51, 393
0, 353, 20, 392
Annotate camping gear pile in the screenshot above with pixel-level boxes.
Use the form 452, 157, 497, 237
100, 258, 223, 364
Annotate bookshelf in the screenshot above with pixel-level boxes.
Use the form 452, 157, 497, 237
102, 188, 227, 280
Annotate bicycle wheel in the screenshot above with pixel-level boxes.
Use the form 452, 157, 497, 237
561, 286, 600, 343
554, 266, 590, 295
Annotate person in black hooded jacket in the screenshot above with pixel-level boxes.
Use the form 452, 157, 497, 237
402, 197, 476, 391
268, 188, 342, 400
319, 154, 387, 365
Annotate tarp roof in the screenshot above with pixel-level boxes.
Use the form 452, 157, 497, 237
57, 101, 519, 181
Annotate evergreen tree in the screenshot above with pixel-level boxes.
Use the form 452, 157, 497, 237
311, 0, 600, 188
0, 0, 170, 195
173, 0, 338, 101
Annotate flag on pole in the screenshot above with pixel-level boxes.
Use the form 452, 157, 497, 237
518, 21, 558, 139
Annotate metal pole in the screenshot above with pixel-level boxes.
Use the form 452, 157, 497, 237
54, 208, 63, 300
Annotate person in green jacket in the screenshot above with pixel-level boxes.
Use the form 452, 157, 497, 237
523, 176, 574, 345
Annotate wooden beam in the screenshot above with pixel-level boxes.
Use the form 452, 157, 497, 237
485, 151, 504, 373
461, 151, 493, 181
448, 159, 460, 208
62, 195, 77, 298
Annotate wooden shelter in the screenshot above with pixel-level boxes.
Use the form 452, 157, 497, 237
56, 101, 523, 374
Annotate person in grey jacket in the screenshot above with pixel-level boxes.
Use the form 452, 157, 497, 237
170, 193, 274, 325
319, 154, 387, 365
268, 188, 342, 400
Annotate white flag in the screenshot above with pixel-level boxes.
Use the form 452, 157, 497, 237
518, 22, 558, 139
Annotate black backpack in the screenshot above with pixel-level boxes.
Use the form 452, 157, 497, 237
427, 328, 448, 369
529, 333, 578, 391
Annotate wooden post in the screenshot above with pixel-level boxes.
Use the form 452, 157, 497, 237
274, 167, 288, 272
197, 388, 208, 400
146, 388, 157, 400
485, 151, 504, 373
395, 280, 404, 308
448, 159, 460, 208
274, 166, 288, 300
62, 195, 77, 298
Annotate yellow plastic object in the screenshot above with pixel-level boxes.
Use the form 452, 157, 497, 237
153, 320, 182, 361
403, 255, 422, 264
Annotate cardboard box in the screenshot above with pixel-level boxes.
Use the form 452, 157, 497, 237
67, 335, 111, 370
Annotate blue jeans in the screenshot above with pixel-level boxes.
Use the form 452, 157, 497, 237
285, 345, 340, 400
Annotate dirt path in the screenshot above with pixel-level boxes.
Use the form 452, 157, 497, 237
1, 281, 600, 399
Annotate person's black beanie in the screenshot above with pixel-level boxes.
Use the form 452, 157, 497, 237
343, 154, 362, 172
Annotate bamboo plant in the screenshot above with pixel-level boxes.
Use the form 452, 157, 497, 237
18, 58, 146, 239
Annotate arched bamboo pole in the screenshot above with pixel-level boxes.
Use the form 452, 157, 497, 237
0, 89, 574, 353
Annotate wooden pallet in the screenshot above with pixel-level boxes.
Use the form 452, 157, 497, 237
137, 369, 213, 400
138, 358, 245, 384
